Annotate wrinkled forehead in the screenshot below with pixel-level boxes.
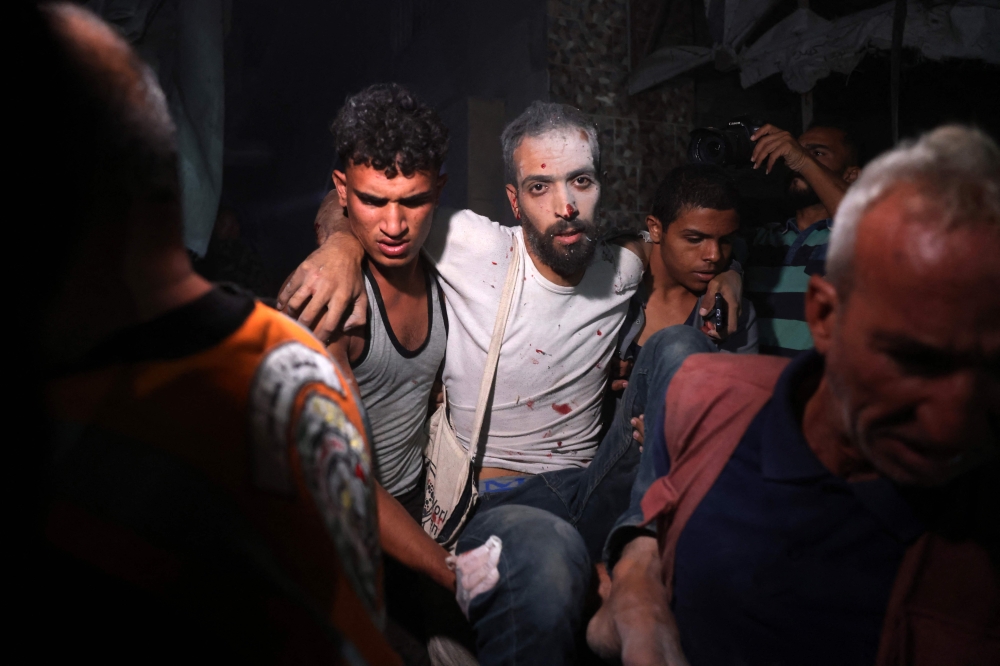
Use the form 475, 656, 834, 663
853, 187, 1000, 337
514, 128, 596, 181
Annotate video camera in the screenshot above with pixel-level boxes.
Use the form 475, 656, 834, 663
687, 116, 763, 167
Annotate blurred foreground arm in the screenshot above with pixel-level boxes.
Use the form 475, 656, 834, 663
277, 190, 368, 341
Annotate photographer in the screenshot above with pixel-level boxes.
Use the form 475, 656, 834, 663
745, 121, 860, 357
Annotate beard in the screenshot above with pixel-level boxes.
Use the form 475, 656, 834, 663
786, 176, 822, 210
521, 211, 600, 278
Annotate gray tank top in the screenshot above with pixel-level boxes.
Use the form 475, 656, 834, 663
352, 263, 447, 497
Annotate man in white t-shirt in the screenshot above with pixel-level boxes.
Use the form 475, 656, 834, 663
280, 102, 739, 665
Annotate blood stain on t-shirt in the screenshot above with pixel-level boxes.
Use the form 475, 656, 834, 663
535, 349, 545, 354
596, 329, 603, 336
552, 403, 572, 415
491, 261, 497, 265
525, 400, 535, 409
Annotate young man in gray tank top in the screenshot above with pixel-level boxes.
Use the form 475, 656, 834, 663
308, 87, 466, 654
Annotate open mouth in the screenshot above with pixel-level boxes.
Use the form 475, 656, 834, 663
377, 240, 410, 257
553, 231, 584, 245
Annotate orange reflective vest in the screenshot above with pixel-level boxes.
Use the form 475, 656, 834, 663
45, 295, 399, 665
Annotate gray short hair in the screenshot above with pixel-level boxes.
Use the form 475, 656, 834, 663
827, 125, 1000, 289
501, 101, 600, 186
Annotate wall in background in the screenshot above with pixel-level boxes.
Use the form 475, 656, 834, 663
548, 0, 696, 230
216, 0, 1000, 295
382, 0, 549, 223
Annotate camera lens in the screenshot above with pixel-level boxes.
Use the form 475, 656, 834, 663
687, 128, 730, 166
704, 137, 724, 161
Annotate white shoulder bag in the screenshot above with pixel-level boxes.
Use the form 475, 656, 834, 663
422, 235, 521, 549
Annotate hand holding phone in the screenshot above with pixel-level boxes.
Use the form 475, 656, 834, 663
711, 292, 728, 337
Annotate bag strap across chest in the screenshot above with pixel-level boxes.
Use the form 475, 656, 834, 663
465, 232, 522, 464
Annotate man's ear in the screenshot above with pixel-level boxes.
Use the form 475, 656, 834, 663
332, 169, 349, 207
805, 275, 839, 355
844, 165, 861, 184
646, 215, 663, 243
506, 184, 520, 220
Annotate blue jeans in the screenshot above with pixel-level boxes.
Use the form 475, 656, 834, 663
455, 326, 715, 665
457, 503, 590, 666
601, 327, 717, 566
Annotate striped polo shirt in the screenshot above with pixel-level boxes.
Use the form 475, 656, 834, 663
745, 218, 830, 357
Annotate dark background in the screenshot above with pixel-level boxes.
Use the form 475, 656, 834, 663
208, 0, 1000, 296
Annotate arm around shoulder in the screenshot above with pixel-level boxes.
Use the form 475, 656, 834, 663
277, 191, 368, 342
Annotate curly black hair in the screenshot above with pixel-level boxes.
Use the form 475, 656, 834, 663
331, 83, 448, 179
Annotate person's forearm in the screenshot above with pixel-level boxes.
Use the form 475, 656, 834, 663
613, 536, 664, 588
376, 483, 456, 591
314, 189, 353, 246
613, 536, 689, 665
279, 192, 369, 336
797, 157, 850, 217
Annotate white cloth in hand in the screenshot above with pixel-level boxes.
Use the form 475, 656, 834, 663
447, 535, 502, 618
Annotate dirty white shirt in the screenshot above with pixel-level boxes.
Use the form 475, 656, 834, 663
422, 208, 643, 474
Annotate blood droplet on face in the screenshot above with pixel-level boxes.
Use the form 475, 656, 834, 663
566, 204, 574, 216
552, 403, 572, 415
540, 163, 546, 168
